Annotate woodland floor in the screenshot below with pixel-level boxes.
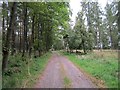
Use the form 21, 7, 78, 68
34, 51, 97, 88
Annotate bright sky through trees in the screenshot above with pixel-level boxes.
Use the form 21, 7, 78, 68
70, 0, 108, 27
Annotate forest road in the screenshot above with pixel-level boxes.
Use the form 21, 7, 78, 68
35, 51, 97, 88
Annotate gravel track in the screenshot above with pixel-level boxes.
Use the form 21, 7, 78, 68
35, 52, 97, 88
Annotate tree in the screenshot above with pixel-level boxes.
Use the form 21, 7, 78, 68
2, 2, 17, 71
105, 2, 118, 49
118, 1, 120, 50
72, 11, 89, 54
2, 2, 70, 71
22, 2, 28, 57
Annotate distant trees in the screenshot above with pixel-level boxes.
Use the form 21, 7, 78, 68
73, 12, 88, 54
65, 1, 118, 54
105, 2, 118, 49
2, 2, 70, 72
81, 2, 104, 50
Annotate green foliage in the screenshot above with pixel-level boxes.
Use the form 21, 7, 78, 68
34, 39, 39, 50
64, 76, 71, 88
53, 39, 64, 50
28, 2, 70, 51
68, 32, 81, 50
104, 2, 118, 49
2, 52, 51, 88
69, 11, 91, 53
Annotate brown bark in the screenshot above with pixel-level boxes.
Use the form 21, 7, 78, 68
38, 14, 41, 57
2, 2, 17, 72
11, 12, 17, 55
22, 2, 28, 57
82, 40, 86, 54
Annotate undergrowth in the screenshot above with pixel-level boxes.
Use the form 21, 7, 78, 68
2, 52, 51, 88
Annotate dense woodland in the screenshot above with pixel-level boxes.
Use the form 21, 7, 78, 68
1, 1, 119, 81
2, 2, 70, 72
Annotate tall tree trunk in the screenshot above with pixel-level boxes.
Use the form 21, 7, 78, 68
11, 11, 17, 55
96, 3, 100, 50
118, 2, 120, 41
2, 2, 17, 72
6, 4, 9, 30
2, 2, 5, 51
38, 14, 41, 56
19, 17, 23, 53
19, 22, 22, 52
29, 14, 35, 57
118, 2, 120, 87
82, 40, 86, 54
109, 27, 113, 49
22, 2, 28, 57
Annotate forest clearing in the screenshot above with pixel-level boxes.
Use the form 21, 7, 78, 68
1, 0, 120, 89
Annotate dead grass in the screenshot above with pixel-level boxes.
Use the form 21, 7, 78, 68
93, 50, 118, 59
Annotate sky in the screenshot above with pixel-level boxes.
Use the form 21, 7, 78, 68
69, 0, 108, 27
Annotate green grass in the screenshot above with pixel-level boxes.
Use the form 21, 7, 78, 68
64, 76, 71, 88
0, 39, 2, 89
61, 50, 118, 88
2, 52, 52, 88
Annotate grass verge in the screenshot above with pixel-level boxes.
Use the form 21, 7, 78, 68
0, 40, 2, 89
61, 50, 118, 88
2, 52, 52, 88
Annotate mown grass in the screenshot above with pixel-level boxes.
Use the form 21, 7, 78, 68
61, 50, 118, 88
2, 52, 51, 88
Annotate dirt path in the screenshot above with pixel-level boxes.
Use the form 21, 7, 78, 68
35, 52, 97, 88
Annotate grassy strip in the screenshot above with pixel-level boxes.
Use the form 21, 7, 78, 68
2, 52, 52, 88
61, 50, 118, 88
60, 61, 72, 88
64, 76, 71, 88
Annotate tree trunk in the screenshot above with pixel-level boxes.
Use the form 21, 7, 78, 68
109, 27, 113, 49
2, 2, 5, 51
22, 2, 28, 57
38, 14, 41, 57
11, 11, 17, 55
118, 2, 120, 50
29, 14, 35, 57
19, 18, 22, 53
118, 2, 120, 87
2, 2, 17, 72
82, 40, 86, 54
